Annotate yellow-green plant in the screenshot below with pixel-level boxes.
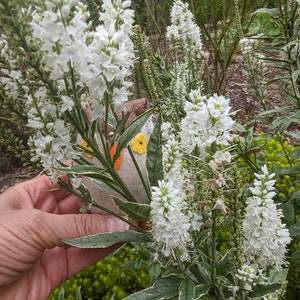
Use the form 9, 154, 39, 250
49, 247, 151, 300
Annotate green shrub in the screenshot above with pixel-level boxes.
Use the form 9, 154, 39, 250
49, 246, 151, 300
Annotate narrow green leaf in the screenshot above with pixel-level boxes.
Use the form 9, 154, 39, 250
58, 164, 103, 175
92, 178, 123, 195
193, 284, 210, 299
147, 113, 163, 187
123, 276, 181, 300
149, 263, 162, 281
292, 69, 300, 83
62, 230, 151, 248
58, 288, 65, 300
75, 287, 82, 300
113, 198, 151, 221
253, 7, 279, 16
197, 262, 211, 284
279, 202, 294, 225
267, 268, 289, 283
216, 252, 232, 276
289, 223, 300, 238
286, 131, 300, 140
249, 282, 282, 298
115, 107, 153, 160
179, 278, 195, 300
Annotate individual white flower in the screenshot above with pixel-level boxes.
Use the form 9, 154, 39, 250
242, 165, 291, 270
150, 180, 192, 261
213, 150, 232, 164
60, 95, 74, 112
187, 208, 202, 231
71, 176, 83, 189
213, 198, 227, 214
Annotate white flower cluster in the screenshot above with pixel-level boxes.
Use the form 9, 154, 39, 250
166, 0, 203, 59
30, 0, 135, 114
229, 264, 267, 295
236, 265, 266, 291
180, 89, 235, 155
150, 180, 192, 261
171, 62, 189, 107
22, 0, 135, 180
239, 37, 258, 55
0, 34, 24, 100
150, 134, 202, 261
242, 165, 291, 271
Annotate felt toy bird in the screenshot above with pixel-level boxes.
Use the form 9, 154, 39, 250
78, 98, 151, 214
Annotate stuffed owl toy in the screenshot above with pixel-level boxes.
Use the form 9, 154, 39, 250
77, 98, 151, 215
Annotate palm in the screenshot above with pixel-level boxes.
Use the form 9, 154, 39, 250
0, 176, 115, 299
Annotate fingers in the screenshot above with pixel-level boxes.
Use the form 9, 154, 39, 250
34, 212, 129, 249
0, 175, 84, 213
42, 245, 120, 283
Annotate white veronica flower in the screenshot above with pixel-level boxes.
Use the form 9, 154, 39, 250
242, 165, 291, 270
180, 90, 235, 155
166, 0, 203, 59
235, 265, 267, 292
162, 136, 183, 183
150, 180, 192, 261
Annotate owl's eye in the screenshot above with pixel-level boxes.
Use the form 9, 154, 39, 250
79, 139, 94, 158
130, 132, 147, 154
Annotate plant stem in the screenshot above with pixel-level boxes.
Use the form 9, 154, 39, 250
211, 205, 217, 290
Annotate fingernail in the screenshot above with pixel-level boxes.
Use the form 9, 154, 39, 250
107, 217, 129, 232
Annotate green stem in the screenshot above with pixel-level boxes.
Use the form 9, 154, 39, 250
127, 145, 152, 201
92, 202, 147, 233
211, 205, 217, 290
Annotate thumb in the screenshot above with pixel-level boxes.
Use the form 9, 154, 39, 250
35, 212, 129, 249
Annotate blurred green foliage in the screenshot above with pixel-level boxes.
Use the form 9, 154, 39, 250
49, 246, 151, 300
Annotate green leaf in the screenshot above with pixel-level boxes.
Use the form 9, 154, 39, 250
253, 8, 279, 16
123, 276, 181, 300
113, 197, 151, 221
289, 223, 300, 238
286, 131, 300, 140
267, 268, 289, 283
179, 278, 195, 300
58, 288, 65, 300
196, 262, 212, 284
279, 202, 294, 225
92, 178, 123, 194
193, 284, 210, 299
62, 230, 151, 248
249, 282, 282, 298
216, 252, 232, 276
58, 164, 103, 175
292, 69, 300, 84
149, 263, 162, 281
290, 250, 300, 272
147, 113, 163, 187
115, 107, 153, 160
75, 287, 82, 300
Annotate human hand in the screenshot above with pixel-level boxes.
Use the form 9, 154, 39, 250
0, 175, 128, 299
